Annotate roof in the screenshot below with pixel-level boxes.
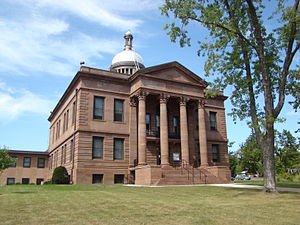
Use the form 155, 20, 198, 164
8, 150, 49, 155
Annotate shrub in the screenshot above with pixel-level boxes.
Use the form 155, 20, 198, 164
43, 180, 52, 185
277, 172, 293, 182
52, 166, 69, 184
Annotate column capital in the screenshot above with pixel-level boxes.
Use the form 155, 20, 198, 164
138, 90, 146, 101
179, 96, 189, 106
198, 99, 206, 109
160, 93, 169, 104
129, 97, 137, 107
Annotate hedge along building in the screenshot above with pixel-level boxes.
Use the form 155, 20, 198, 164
1, 32, 230, 185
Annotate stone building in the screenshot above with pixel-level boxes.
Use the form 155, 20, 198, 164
1, 32, 230, 185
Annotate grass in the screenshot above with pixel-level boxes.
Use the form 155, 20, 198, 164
0, 184, 300, 225
234, 180, 300, 188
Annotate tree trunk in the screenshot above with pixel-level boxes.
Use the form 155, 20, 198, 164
261, 133, 277, 193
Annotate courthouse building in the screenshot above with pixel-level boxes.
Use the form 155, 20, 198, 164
1, 32, 230, 185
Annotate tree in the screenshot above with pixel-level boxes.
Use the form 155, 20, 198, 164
161, 0, 299, 192
0, 146, 15, 174
229, 151, 238, 177
236, 135, 263, 176
52, 166, 69, 184
275, 130, 300, 173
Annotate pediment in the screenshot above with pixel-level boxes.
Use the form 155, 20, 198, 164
131, 61, 207, 87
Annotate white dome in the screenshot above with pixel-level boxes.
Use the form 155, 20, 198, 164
112, 50, 144, 65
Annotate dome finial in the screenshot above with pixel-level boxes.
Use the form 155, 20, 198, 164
124, 30, 133, 51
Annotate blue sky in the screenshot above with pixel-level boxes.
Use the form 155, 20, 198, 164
0, 0, 299, 152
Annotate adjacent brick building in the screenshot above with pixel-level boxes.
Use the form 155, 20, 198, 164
1, 32, 231, 185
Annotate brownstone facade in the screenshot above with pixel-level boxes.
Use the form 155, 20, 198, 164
46, 61, 231, 185
0, 150, 48, 185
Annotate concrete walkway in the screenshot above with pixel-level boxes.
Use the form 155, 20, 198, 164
125, 183, 300, 193
205, 183, 300, 193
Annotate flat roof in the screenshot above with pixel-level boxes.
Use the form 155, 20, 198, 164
8, 150, 49, 155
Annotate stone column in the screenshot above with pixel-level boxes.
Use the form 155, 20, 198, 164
160, 94, 169, 166
198, 99, 208, 166
129, 97, 138, 167
138, 93, 147, 165
180, 97, 190, 164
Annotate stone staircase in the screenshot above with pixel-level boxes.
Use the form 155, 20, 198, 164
154, 164, 222, 186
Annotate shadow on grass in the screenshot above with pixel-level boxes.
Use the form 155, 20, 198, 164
12, 191, 36, 194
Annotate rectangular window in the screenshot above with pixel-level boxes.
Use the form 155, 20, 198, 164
146, 113, 151, 135
63, 113, 66, 132
114, 99, 124, 122
22, 178, 30, 184
36, 178, 44, 185
64, 144, 67, 164
94, 96, 104, 120
10, 156, 17, 167
37, 158, 45, 168
70, 139, 74, 162
66, 110, 69, 130
114, 174, 124, 184
92, 137, 103, 159
92, 174, 104, 184
23, 157, 31, 168
61, 146, 64, 165
209, 112, 217, 130
212, 144, 220, 162
195, 110, 199, 129
7, 178, 15, 185
72, 101, 76, 125
114, 138, 124, 160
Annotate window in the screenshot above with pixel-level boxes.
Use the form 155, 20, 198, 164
36, 178, 44, 185
92, 137, 103, 159
10, 156, 17, 167
94, 96, 104, 120
66, 110, 69, 130
212, 144, 220, 162
114, 99, 124, 122
37, 158, 45, 168
63, 113, 66, 132
72, 101, 76, 125
22, 178, 30, 184
146, 113, 151, 135
70, 139, 74, 162
23, 157, 31, 168
114, 138, 124, 160
92, 174, 103, 184
173, 152, 180, 161
197, 143, 201, 165
195, 110, 199, 129
170, 116, 179, 138
114, 174, 124, 184
7, 178, 15, 185
61, 146, 64, 165
209, 112, 217, 130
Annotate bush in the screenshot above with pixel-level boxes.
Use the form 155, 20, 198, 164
277, 172, 293, 182
52, 166, 69, 184
43, 180, 52, 185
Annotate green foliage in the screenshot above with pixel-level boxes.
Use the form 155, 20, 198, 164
161, 0, 299, 192
276, 172, 293, 182
43, 180, 52, 185
51, 166, 69, 184
0, 146, 15, 173
229, 151, 238, 177
275, 129, 300, 173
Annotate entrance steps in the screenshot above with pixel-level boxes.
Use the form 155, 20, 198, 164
154, 166, 221, 186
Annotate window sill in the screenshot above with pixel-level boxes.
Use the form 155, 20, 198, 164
93, 119, 106, 122
113, 121, 126, 124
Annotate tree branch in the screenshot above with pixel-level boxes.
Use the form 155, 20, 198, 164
185, 16, 258, 51
274, 0, 300, 118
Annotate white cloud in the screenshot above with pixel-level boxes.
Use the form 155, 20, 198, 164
0, 81, 55, 122
0, 18, 120, 76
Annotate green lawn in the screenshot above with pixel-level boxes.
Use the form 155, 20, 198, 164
0, 184, 300, 225
234, 180, 300, 188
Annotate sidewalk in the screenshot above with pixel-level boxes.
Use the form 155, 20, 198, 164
125, 183, 300, 193
205, 183, 300, 193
